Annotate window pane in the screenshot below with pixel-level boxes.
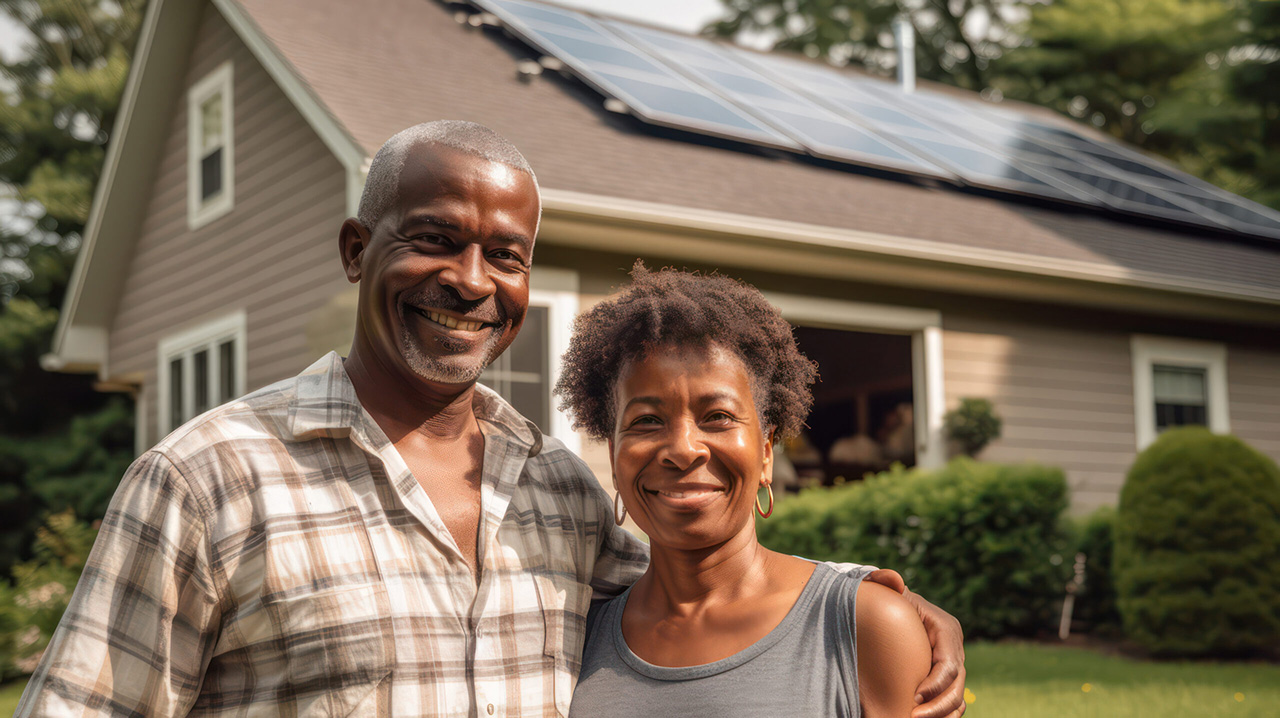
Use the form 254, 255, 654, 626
220, 340, 236, 403
200, 93, 223, 151
479, 306, 550, 432
194, 350, 210, 415
201, 147, 223, 200
169, 358, 184, 429
1153, 365, 1206, 405
1156, 402, 1207, 431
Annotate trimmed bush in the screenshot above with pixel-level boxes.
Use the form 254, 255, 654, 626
1114, 428, 1280, 657
1067, 506, 1121, 635
944, 398, 1002, 457
759, 459, 1071, 638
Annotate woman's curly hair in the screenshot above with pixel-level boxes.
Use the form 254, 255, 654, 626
553, 262, 817, 441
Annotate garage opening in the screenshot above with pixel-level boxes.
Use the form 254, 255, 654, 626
775, 325, 916, 491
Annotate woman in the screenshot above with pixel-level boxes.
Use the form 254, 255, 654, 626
555, 264, 932, 717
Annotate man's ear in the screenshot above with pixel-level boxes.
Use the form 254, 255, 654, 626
339, 218, 371, 284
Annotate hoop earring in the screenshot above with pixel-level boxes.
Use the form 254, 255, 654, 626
756, 483, 774, 519
613, 492, 628, 525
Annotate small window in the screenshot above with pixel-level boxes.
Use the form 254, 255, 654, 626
187, 61, 234, 229
158, 311, 246, 434
1131, 336, 1229, 450
480, 305, 550, 432
1152, 364, 1207, 431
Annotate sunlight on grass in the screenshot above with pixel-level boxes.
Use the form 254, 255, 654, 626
1, 679, 28, 717
967, 642, 1280, 718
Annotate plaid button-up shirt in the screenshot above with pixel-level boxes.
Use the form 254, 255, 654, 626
17, 352, 649, 718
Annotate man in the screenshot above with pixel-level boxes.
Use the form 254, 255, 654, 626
19, 121, 965, 717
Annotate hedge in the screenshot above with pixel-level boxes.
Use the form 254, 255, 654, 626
758, 459, 1071, 638
1114, 428, 1280, 657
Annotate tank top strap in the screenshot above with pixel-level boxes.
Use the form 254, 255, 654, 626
826, 566, 864, 715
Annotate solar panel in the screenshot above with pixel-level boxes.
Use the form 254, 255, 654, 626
475, 0, 1280, 241
602, 20, 950, 178
474, 0, 802, 150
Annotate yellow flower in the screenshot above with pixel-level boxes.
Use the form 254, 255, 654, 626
963, 688, 976, 705
1081, 683, 1093, 693
1234, 693, 1245, 703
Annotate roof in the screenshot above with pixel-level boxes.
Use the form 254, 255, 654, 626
47, 0, 1280, 373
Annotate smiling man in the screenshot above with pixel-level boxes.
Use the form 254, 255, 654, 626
18, 121, 965, 718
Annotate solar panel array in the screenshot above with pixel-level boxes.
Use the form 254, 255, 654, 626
474, 0, 1280, 241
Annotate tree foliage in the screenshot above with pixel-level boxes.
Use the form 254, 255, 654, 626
705, 0, 1030, 90
0, 0, 142, 575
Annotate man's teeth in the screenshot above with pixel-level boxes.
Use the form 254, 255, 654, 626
423, 310, 485, 332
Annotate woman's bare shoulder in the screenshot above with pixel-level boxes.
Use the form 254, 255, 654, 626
854, 581, 932, 717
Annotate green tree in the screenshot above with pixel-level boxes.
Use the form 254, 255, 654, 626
992, 0, 1279, 210
706, 0, 1029, 90
0, 0, 143, 575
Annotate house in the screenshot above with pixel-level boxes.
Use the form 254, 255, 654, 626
43, 0, 1280, 512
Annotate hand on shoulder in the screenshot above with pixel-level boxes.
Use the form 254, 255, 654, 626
855, 580, 932, 718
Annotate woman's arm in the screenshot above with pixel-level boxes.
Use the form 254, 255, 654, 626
855, 581, 934, 718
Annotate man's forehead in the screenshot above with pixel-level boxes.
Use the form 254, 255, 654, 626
399, 141, 536, 197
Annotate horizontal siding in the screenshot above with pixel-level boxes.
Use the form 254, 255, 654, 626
942, 316, 1138, 511
108, 4, 348, 448
1229, 346, 1280, 461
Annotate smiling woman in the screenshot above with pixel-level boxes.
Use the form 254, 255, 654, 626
554, 263, 933, 717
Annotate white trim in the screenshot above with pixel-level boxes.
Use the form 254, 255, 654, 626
157, 310, 247, 436
1130, 335, 1229, 450
210, 0, 367, 213
187, 60, 235, 229
765, 291, 946, 469
531, 266, 580, 454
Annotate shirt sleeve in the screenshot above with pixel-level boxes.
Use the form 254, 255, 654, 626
16, 450, 222, 717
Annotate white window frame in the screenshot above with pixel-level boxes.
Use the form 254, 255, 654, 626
187, 60, 235, 230
532, 267, 580, 454
1131, 335, 1229, 450
763, 292, 947, 469
157, 310, 247, 434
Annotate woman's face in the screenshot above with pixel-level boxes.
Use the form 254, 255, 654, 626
609, 343, 772, 551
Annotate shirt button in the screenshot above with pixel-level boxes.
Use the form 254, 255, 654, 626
487, 704, 495, 715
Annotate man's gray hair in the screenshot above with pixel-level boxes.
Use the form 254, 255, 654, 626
356, 120, 539, 230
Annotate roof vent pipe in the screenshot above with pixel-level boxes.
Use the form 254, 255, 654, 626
893, 15, 915, 93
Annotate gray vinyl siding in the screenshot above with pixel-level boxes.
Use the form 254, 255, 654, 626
107, 4, 349, 448
1228, 346, 1280, 461
942, 316, 1139, 512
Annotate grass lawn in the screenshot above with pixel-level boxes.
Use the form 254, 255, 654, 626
0, 678, 27, 717
966, 641, 1280, 717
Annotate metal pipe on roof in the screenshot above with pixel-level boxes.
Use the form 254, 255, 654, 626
893, 15, 916, 93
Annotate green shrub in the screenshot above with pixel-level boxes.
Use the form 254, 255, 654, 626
1114, 428, 1280, 657
1067, 506, 1121, 635
944, 398, 1003, 457
0, 510, 97, 679
759, 459, 1071, 638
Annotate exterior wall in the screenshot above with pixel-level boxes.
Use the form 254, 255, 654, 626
107, 3, 349, 448
1228, 346, 1280, 460
942, 317, 1138, 512
943, 316, 1280, 512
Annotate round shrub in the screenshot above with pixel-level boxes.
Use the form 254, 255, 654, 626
944, 398, 1002, 457
1114, 428, 1280, 657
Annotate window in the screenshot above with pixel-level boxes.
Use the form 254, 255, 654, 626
158, 311, 246, 433
478, 267, 579, 453
187, 61, 234, 229
1131, 336, 1229, 450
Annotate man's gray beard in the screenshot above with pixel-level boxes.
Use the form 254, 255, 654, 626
398, 326, 504, 384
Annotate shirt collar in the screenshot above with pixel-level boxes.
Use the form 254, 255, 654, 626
287, 352, 542, 457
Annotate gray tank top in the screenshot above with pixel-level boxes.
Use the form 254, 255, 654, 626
570, 562, 863, 717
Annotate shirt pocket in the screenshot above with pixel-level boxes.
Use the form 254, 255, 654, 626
534, 572, 591, 717
260, 526, 394, 717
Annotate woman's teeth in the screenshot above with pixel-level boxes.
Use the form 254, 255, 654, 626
657, 489, 718, 498
422, 309, 485, 332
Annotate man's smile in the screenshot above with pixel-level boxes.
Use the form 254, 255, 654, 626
406, 305, 499, 333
